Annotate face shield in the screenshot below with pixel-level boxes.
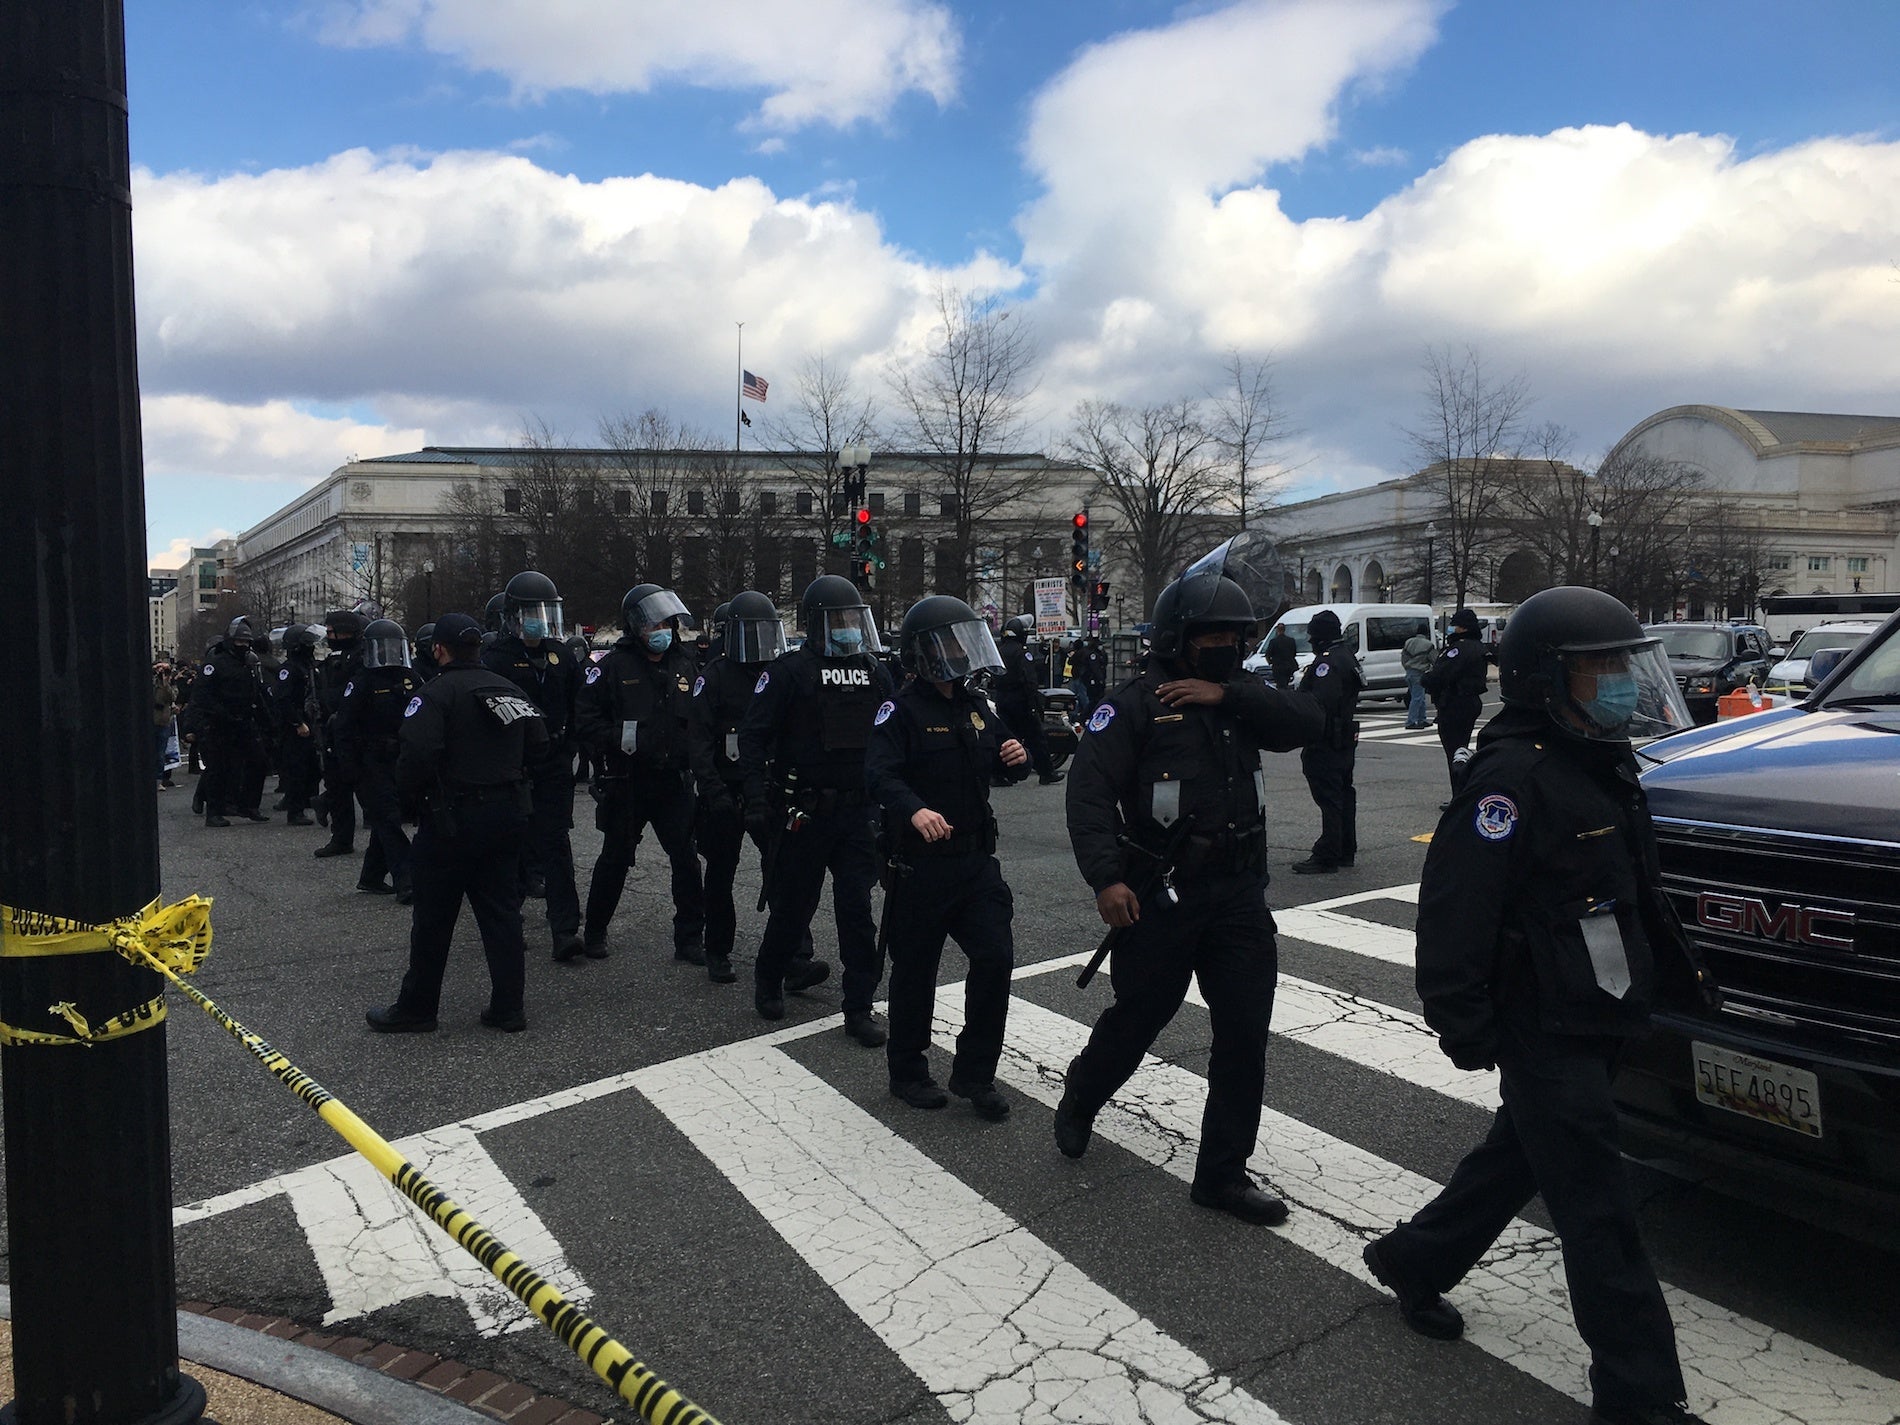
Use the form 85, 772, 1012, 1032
362, 630, 412, 670
509, 599, 564, 644
818, 605, 882, 657
633, 589, 693, 634
914, 619, 1004, 683
729, 616, 788, 664
1557, 642, 1690, 742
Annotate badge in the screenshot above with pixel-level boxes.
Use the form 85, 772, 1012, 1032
278, 668, 289, 681
693, 676, 706, 697
403, 696, 423, 719
970, 710, 984, 731
755, 671, 770, 695
203, 663, 215, 677
874, 700, 895, 726
1474, 794, 1518, 842
1087, 703, 1115, 734
585, 665, 602, 685
548, 651, 559, 665
343, 681, 355, 698
677, 676, 690, 692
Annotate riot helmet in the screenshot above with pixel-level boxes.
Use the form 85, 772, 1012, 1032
1147, 572, 1255, 659
1497, 586, 1689, 742
226, 616, 258, 650
483, 592, 507, 633
1003, 615, 1034, 641
900, 596, 1004, 684
323, 609, 366, 647
801, 574, 882, 656
711, 601, 733, 630
724, 591, 786, 665
622, 583, 692, 632
414, 622, 436, 662
284, 623, 321, 656
502, 570, 564, 644
361, 619, 411, 670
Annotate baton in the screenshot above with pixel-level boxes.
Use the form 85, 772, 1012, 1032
1075, 815, 1196, 989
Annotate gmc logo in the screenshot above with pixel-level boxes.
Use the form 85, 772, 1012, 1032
1695, 892, 1856, 951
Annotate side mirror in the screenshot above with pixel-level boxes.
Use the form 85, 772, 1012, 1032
1805, 646, 1850, 687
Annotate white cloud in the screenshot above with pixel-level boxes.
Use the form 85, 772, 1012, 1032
309, 0, 961, 130
141, 394, 426, 481
1350, 144, 1409, 167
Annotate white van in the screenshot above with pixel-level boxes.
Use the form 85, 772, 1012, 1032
1244, 603, 1435, 698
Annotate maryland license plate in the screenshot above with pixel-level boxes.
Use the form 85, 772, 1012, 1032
1692, 1041, 1822, 1138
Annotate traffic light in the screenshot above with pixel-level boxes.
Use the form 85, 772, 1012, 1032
1091, 579, 1110, 613
1070, 511, 1090, 590
852, 507, 882, 589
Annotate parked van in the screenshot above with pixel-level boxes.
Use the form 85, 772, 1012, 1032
1244, 602, 1435, 698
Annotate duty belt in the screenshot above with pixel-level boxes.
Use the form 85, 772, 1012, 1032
443, 781, 526, 804
1170, 825, 1266, 880
903, 818, 997, 859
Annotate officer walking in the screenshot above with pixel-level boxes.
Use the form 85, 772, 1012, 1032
333, 619, 422, 901
1361, 587, 1709, 1425
1057, 571, 1323, 1224
367, 613, 546, 1034
271, 624, 322, 825
312, 609, 368, 856
187, 615, 271, 826
1425, 607, 1489, 795
575, 584, 706, 963
992, 616, 1062, 785
483, 571, 585, 961
1293, 608, 1362, 874
739, 574, 894, 1040
867, 596, 1029, 1116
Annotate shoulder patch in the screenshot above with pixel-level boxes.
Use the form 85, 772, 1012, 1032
584, 664, 602, 685
343, 680, 355, 698
693, 675, 706, 697
1087, 703, 1116, 734
1314, 663, 1330, 677
278, 668, 289, 681
874, 700, 895, 726
203, 663, 216, 677
1473, 793, 1519, 842
403, 695, 423, 719
1447, 647, 1461, 658
754, 671, 770, 695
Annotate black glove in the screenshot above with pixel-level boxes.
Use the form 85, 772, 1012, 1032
1442, 1038, 1497, 1073
745, 803, 774, 842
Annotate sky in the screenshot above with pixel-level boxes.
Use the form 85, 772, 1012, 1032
127, 0, 1900, 569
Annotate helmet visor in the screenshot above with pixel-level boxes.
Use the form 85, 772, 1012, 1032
729, 616, 787, 664
509, 599, 565, 644
818, 606, 883, 656
915, 620, 1004, 682
1559, 643, 1690, 742
634, 589, 693, 632
362, 632, 412, 670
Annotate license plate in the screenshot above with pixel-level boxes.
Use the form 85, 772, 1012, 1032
1692, 1041, 1822, 1138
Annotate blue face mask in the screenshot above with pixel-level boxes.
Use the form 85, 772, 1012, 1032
521, 618, 547, 642
1579, 671, 1640, 732
645, 629, 673, 654
827, 627, 864, 655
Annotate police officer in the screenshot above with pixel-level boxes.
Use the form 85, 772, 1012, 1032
575, 584, 706, 963
481, 592, 506, 651
1361, 587, 1709, 1425
867, 596, 1029, 1116
1292, 608, 1362, 874
412, 623, 438, 682
272, 624, 322, 825
1262, 623, 1299, 689
992, 616, 1061, 785
1425, 607, 1489, 794
312, 608, 368, 856
1057, 571, 1323, 1223
739, 574, 894, 1040
334, 619, 423, 900
368, 613, 546, 1034
483, 571, 585, 961
187, 615, 272, 826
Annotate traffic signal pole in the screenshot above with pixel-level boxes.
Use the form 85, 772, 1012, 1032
0, 5, 206, 1422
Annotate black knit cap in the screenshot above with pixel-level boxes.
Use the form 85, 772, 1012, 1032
432, 612, 484, 650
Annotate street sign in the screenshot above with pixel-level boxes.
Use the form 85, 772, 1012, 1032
1034, 577, 1067, 639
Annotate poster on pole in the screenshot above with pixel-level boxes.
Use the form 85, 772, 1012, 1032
1034, 578, 1068, 639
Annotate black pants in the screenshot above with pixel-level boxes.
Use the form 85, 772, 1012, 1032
1437, 696, 1481, 781
397, 801, 530, 1019
320, 753, 357, 847
584, 770, 704, 951
202, 721, 265, 815
356, 760, 412, 890
1066, 875, 1278, 1188
885, 853, 1014, 1088
700, 792, 816, 965
997, 701, 1053, 778
528, 762, 580, 938
277, 730, 320, 813
1301, 743, 1357, 866
1376, 1017, 1684, 1412
755, 804, 882, 1013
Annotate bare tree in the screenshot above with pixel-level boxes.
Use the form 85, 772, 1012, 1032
598, 407, 709, 593
1495, 422, 1596, 587
1065, 397, 1230, 612
1208, 349, 1295, 529
885, 283, 1046, 600
1590, 449, 1706, 619
1404, 344, 1532, 606
762, 351, 879, 568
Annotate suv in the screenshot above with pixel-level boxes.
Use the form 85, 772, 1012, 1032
1642, 621, 1773, 724
1620, 610, 1900, 1194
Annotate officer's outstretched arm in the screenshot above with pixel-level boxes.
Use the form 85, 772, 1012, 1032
1222, 674, 1326, 751
1064, 699, 1136, 896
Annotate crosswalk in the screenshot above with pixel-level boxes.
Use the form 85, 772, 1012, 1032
174, 883, 1896, 1424
1353, 704, 1473, 750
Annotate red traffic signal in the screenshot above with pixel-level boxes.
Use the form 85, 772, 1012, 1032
1072, 512, 1089, 529
855, 507, 872, 526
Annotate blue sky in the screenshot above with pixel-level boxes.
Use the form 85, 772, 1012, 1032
127, 1, 1900, 567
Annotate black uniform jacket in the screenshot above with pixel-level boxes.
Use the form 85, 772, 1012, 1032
1299, 643, 1363, 749
397, 660, 547, 802
484, 635, 581, 771
572, 638, 699, 776
737, 645, 895, 802
188, 639, 267, 734
688, 655, 763, 799
312, 647, 364, 751
334, 665, 423, 778
1416, 706, 1710, 1060
991, 639, 1044, 715
1066, 659, 1324, 896
271, 655, 315, 736
865, 681, 1027, 852
1423, 632, 1488, 707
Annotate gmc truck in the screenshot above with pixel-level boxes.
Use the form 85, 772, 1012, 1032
1618, 610, 1900, 1193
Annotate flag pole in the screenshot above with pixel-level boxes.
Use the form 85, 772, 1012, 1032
734, 321, 744, 453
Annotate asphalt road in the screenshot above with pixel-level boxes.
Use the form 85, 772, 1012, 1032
7, 698, 1899, 1425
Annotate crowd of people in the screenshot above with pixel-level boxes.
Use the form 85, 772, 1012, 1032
159, 568, 1709, 1425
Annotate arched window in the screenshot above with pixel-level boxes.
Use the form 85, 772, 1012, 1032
1305, 568, 1324, 603
1362, 559, 1387, 602
1330, 563, 1353, 603
1495, 550, 1546, 604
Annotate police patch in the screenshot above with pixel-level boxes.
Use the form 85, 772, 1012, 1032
874, 700, 895, 726
693, 676, 706, 697
403, 696, 423, 719
755, 671, 770, 695
1474, 794, 1518, 842
343, 681, 355, 698
1314, 663, 1330, 677
1087, 703, 1116, 734
278, 668, 289, 681
203, 663, 215, 677
585, 664, 602, 685
1447, 647, 1461, 658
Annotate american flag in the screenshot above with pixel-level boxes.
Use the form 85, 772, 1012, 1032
742, 370, 768, 402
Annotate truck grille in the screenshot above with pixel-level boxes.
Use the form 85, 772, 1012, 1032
1653, 819, 1900, 1052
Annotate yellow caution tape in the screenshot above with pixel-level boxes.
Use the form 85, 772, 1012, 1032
0, 994, 166, 1048
25, 896, 722, 1425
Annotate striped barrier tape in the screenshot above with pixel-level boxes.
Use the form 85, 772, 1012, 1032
0, 895, 721, 1425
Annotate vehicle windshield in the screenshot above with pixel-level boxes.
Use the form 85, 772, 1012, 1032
1258, 621, 1311, 657
1787, 627, 1872, 659
1819, 619, 1900, 704
1649, 628, 1730, 660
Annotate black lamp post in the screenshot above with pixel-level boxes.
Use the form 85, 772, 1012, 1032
1587, 509, 1603, 587
1423, 522, 1437, 605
